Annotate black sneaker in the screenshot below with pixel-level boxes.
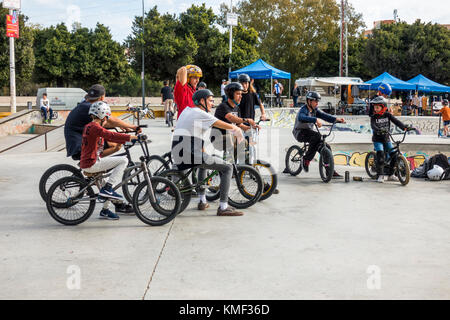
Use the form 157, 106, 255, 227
282, 168, 290, 174
114, 203, 135, 214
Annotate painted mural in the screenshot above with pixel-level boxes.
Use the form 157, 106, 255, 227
332, 151, 429, 169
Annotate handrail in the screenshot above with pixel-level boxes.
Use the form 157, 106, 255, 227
0, 124, 64, 154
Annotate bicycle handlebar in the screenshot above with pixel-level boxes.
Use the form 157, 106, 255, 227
314, 122, 336, 138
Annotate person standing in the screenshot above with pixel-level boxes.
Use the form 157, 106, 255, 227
40, 93, 53, 124
420, 94, 428, 116
238, 74, 267, 121
412, 93, 420, 116
161, 80, 175, 124
273, 80, 283, 107
221, 79, 228, 103
174, 65, 202, 119
292, 83, 300, 108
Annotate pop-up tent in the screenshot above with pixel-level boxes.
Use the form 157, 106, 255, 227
363, 72, 416, 91
406, 74, 450, 93
229, 59, 291, 106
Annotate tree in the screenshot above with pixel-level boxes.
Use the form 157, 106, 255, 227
125, 6, 198, 82
0, 8, 35, 95
362, 21, 450, 84
234, 0, 365, 79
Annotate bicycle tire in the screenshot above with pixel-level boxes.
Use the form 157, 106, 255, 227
157, 169, 192, 214
285, 145, 303, 176
122, 156, 170, 203
228, 165, 263, 209
396, 155, 410, 186
319, 147, 334, 183
254, 160, 278, 201
133, 176, 181, 226
46, 176, 96, 226
39, 164, 83, 202
365, 151, 378, 179
146, 109, 156, 119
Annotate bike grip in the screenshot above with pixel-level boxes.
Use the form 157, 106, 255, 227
138, 124, 148, 128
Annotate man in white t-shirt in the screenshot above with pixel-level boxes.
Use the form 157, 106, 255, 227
172, 89, 245, 216
273, 80, 284, 107
40, 93, 54, 123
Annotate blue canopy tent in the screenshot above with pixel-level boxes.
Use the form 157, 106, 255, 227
406, 74, 450, 93
229, 59, 291, 107
363, 72, 416, 91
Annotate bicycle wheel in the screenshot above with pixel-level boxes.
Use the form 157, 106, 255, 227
319, 147, 334, 183
228, 165, 263, 209
133, 176, 181, 226
157, 169, 192, 214
395, 155, 410, 186
254, 160, 278, 201
365, 151, 378, 179
46, 176, 96, 226
145, 109, 156, 119
39, 164, 83, 202
285, 145, 303, 176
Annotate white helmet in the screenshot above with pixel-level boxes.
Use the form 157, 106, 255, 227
427, 165, 444, 181
89, 101, 111, 120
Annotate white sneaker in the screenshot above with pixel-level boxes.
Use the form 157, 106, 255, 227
386, 175, 399, 182
377, 175, 385, 183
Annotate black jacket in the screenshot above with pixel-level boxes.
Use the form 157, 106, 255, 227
370, 112, 406, 143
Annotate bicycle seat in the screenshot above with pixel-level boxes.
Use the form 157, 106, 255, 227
83, 171, 107, 178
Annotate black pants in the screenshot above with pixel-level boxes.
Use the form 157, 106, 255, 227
276, 93, 282, 107
295, 129, 322, 161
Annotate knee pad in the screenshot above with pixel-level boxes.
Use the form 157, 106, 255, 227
376, 150, 385, 166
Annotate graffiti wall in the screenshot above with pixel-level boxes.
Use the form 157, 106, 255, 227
258, 108, 441, 135
332, 151, 431, 169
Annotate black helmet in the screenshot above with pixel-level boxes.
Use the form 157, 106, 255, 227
225, 82, 244, 99
192, 89, 214, 106
238, 74, 251, 83
306, 91, 321, 101
443, 99, 449, 105
198, 82, 207, 88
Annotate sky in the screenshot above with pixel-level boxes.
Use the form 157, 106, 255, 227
8, 0, 450, 44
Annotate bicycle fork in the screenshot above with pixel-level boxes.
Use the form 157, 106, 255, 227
141, 161, 157, 204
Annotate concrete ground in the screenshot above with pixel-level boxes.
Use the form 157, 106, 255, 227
0, 118, 449, 300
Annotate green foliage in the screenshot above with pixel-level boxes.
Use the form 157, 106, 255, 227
363, 21, 450, 84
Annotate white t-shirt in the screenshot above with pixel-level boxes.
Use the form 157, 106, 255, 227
221, 84, 227, 96
40, 98, 50, 108
172, 107, 219, 167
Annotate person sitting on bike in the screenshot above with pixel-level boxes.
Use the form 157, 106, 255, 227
174, 65, 202, 119
370, 96, 408, 183
64, 84, 140, 213
171, 89, 246, 216
292, 91, 345, 176
80, 101, 138, 220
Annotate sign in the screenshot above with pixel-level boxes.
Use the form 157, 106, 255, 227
226, 13, 238, 26
2, 0, 21, 10
6, 12, 19, 38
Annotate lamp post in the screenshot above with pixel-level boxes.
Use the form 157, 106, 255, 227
141, 0, 145, 117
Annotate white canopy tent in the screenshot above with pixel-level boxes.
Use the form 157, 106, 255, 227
295, 77, 370, 114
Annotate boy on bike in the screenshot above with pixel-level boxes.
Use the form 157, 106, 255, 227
292, 91, 345, 176
80, 101, 138, 220
171, 89, 245, 216
370, 96, 408, 183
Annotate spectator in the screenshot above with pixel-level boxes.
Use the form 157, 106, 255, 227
292, 83, 301, 108
174, 65, 202, 119
273, 80, 283, 107
412, 93, 420, 116
420, 94, 428, 116
161, 80, 175, 124
438, 99, 450, 136
221, 79, 228, 103
40, 93, 53, 124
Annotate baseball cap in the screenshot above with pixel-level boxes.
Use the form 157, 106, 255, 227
222, 79, 227, 82
86, 84, 106, 100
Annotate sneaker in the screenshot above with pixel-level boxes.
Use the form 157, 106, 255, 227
332, 171, 343, 179
303, 159, 310, 173
377, 175, 385, 183
273, 188, 280, 194
282, 168, 290, 174
217, 206, 244, 216
99, 209, 120, 220
386, 175, 399, 182
99, 185, 124, 201
48, 119, 52, 124
114, 203, 135, 214
198, 202, 210, 211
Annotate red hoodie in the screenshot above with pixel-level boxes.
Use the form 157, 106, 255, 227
80, 122, 130, 169
174, 80, 195, 119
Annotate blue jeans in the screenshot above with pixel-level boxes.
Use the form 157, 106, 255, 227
41, 107, 53, 121
374, 141, 394, 160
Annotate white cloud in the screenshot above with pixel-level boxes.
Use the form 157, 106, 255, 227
66, 4, 81, 30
